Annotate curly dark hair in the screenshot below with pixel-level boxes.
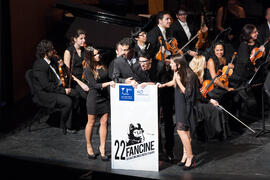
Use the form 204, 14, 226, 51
35, 40, 54, 59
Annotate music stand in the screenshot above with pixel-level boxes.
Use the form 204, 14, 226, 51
248, 62, 270, 137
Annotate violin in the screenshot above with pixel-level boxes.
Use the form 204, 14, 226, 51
218, 52, 237, 87
54, 52, 69, 87
155, 36, 166, 61
195, 14, 208, 50
165, 38, 184, 55
200, 70, 221, 98
250, 38, 270, 65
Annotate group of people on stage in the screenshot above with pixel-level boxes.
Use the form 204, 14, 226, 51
31, 1, 270, 170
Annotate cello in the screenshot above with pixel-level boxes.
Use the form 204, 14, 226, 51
218, 52, 237, 87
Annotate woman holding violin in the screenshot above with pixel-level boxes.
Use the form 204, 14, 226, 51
64, 29, 89, 99
204, 42, 234, 101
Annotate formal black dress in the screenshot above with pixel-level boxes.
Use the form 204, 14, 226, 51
84, 67, 110, 115
174, 72, 199, 137
66, 45, 85, 80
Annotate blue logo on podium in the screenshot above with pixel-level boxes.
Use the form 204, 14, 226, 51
119, 85, 134, 101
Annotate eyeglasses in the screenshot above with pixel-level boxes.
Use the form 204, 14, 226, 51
178, 13, 187, 16
138, 32, 147, 37
93, 53, 99, 56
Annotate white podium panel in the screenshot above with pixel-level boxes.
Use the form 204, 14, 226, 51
110, 84, 159, 171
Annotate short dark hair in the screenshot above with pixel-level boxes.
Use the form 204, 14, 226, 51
119, 37, 135, 49
35, 40, 54, 59
156, 11, 171, 24
131, 27, 143, 39
137, 50, 150, 60
70, 29, 86, 45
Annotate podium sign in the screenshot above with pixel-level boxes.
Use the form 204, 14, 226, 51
110, 84, 159, 171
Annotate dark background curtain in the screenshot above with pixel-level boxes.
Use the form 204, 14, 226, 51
0, 0, 13, 132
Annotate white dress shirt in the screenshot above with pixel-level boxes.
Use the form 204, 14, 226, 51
178, 19, 191, 40
44, 58, 62, 85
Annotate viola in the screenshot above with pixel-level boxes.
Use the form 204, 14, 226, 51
200, 70, 221, 98
155, 36, 166, 61
195, 14, 208, 50
218, 52, 237, 87
165, 38, 184, 55
250, 37, 270, 65
53, 52, 69, 87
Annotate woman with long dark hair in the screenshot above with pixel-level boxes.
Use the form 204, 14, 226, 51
84, 46, 115, 161
159, 55, 219, 170
64, 29, 89, 98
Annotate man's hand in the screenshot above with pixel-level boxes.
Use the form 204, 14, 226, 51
65, 88, 71, 95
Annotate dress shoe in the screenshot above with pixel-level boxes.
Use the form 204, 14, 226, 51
99, 147, 110, 161
182, 156, 196, 170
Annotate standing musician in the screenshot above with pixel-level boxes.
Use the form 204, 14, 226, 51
204, 41, 234, 101
146, 11, 172, 62
63, 29, 89, 99
169, 7, 208, 62
131, 27, 149, 56
32, 40, 78, 135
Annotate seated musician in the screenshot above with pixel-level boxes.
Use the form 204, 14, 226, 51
204, 41, 234, 101
189, 55, 231, 140
32, 40, 79, 135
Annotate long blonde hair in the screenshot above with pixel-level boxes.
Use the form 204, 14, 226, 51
189, 55, 206, 83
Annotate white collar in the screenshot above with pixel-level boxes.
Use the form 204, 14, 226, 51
44, 58, 51, 65
158, 25, 166, 33
178, 19, 187, 26
267, 21, 270, 30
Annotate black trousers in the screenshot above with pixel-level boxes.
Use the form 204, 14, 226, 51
159, 87, 175, 153
55, 94, 73, 129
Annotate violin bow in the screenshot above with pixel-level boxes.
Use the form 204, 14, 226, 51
218, 105, 256, 133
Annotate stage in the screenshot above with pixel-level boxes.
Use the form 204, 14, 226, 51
1, 108, 270, 180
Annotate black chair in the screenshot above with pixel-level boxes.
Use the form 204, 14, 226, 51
25, 69, 58, 132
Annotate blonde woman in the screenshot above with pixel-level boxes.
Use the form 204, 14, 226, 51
189, 55, 206, 84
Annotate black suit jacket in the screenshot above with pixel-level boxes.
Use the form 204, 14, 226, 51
146, 26, 172, 59
258, 22, 270, 58
32, 58, 66, 108
169, 20, 197, 52
110, 56, 137, 83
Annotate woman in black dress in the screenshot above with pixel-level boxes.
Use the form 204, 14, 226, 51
159, 55, 219, 170
84, 46, 115, 161
64, 29, 89, 99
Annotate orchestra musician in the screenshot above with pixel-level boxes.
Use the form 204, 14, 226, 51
32, 40, 79, 135
63, 29, 89, 99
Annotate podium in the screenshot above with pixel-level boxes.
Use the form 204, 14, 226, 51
110, 84, 159, 171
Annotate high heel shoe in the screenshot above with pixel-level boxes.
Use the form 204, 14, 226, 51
87, 152, 97, 160
99, 147, 109, 161
177, 159, 186, 166
182, 156, 196, 170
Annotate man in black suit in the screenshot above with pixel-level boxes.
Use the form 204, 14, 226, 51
169, 7, 207, 62
146, 11, 172, 61
32, 40, 78, 134
258, 7, 270, 60
110, 37, 138, 88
